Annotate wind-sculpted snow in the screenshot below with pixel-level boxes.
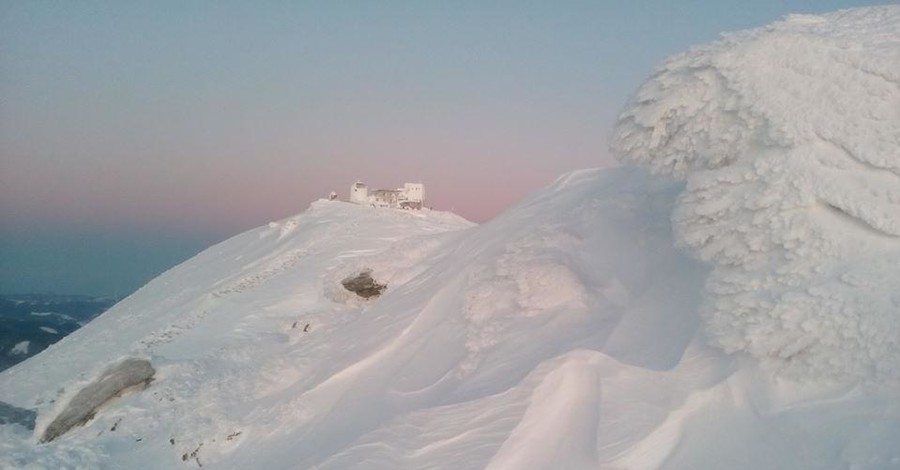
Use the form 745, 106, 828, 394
613, 6, 900, 384
2, 7, 900, 469
0, 169, 721, 469
1, 167, 898, 468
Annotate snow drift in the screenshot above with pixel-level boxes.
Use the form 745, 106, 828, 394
1, 5, 899, 470
613, 5, 900, 384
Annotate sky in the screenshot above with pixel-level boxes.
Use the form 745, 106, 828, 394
0, 0, 883, 296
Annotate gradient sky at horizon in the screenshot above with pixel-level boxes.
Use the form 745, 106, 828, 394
0, 0, 882, 296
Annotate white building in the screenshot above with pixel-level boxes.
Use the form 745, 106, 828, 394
349, 181, 425, 210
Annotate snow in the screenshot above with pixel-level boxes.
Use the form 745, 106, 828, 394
1, 5, 898, 470
9, 342, 30, 356
612, 5, 900, 384
31, 312, 77, 322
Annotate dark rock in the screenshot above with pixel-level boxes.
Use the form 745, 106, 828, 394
341, 270, 387, 299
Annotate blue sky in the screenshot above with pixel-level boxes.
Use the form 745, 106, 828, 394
0, 0, 883, 295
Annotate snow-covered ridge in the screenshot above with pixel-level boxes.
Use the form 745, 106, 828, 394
1, 167, 722, 468
613, 5, 900, 383
0, 201, 473, 439
2, 6, 899, 469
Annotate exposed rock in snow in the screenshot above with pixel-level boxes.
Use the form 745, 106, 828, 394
341, 270, 387, 299
40, 358, 155, 443
0, 6, 898, 470
613, 5, 900, 384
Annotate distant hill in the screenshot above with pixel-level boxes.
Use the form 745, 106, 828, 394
0, 294, 115, 372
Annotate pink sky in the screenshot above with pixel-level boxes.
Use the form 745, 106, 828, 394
2, 0, 872, 295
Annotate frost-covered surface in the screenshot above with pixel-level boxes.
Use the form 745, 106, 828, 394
2, 6, 899, 469
613, 5, 900, 384
2, 168, 897, 469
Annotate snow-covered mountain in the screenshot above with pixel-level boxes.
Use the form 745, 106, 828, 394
2, 5, 898, 469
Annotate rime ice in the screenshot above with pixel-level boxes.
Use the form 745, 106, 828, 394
1, 6, 899, 470
613, 5, 900, 383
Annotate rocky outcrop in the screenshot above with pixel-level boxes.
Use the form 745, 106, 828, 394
341, 270, 387, 299
41, 358, 155, 443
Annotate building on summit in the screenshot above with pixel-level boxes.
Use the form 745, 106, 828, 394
349, 181, 425, 210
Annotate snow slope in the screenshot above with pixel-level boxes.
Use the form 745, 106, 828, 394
2, 5, 899, 470
4, 166, 897, 469
1, 169, 716, 468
